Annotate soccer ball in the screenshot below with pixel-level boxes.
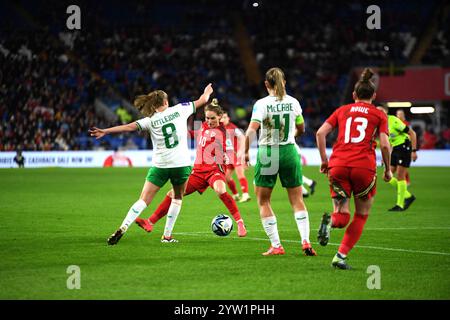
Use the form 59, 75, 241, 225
211, 214, 233, 236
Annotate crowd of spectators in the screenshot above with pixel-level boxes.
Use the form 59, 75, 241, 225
422, 2, 450, 66
0, 28, 110, 151
242, 0, 435, 146
0, 0, 448, 152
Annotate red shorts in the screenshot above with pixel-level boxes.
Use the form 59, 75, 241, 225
328, 166, 377, 199
185, 169, 226, 195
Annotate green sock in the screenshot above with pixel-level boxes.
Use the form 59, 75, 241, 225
389, 177, 398, 187
397, 180, 407, 208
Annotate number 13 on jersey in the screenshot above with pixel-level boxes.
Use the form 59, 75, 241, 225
344, 117, 368, 143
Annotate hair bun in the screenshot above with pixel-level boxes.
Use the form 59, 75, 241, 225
211, 98, 219, 106
360, 68, 374, 83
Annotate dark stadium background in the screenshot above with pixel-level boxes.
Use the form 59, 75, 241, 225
1, 0, 449, 153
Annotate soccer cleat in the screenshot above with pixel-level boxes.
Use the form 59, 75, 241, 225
135, 217, 153, 232
302, 240, 317, 256
161, 235, 178, 243
107, 227, 125, 245
317, 212, 332, 246
331, 253, 352, 270
239, 193, 251, 203
262, 246, 285, 256
232, 194, 241, 201
388, 205, 405, 212
403, 195, 416, 210
310, 180, 317, 195
237, 220, 247, 237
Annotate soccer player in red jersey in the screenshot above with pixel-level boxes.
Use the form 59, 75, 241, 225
220, 109, 251, 203
316, 68, 392, 269
135, 100, 247, 240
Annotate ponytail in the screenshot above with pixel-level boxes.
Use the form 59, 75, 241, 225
354, 68, 376, 100
133, 90, 168, 117
266, 67, 286, 101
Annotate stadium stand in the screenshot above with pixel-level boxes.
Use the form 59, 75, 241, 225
0, 0, 448, 151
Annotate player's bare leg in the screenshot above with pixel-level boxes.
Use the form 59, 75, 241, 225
287, 186, 316, 256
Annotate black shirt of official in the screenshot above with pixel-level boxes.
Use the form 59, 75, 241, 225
14, 155, 25, 168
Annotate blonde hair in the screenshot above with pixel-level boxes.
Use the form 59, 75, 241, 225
133, 90, 168, 117
205, 98, 224, 116
265, 67, 286, 101
354, 68, 376, 100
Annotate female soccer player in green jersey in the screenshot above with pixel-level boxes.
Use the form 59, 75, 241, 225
89, 83, 213, 245
378, 105, 418, 211
244, 67, 316, 256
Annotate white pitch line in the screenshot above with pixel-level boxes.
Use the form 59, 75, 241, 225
176, 227, 450, 233
365, 227, 450, 230
173, 232, 450, 256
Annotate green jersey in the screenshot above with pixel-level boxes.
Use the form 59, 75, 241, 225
388, 115, 409, 147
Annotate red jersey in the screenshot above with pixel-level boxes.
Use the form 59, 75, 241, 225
193, 122, 227, 173
224, 122, 241, 153
326, 102, 388, 171
224, 122, 245, 164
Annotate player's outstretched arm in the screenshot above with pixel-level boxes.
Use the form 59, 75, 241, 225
193, 83, 213, 110
89, 123, 138, 139
316, 122, 333, 173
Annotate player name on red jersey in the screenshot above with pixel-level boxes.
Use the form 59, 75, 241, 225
350, 106, 369, 114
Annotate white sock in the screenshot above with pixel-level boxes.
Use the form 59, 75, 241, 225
120, 199, 147, 231
163, 199, 182, 237
294, 210, 310, 243
261, 216, 281, 248
302, 176, 313, 187
302, 186, 309, 196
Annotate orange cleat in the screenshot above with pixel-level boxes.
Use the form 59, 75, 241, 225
302, 240, 317, 256
237, 220, 247, 237
262, 246, 286, 256
135, 218, 153, 232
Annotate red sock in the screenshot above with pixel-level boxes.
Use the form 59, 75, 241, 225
239, 177, 249, 193
227, 179, 239, 195
219, 192, 242, 221
331, 212, 351, 228
338, 213, 368, 255
149, 195, 171, 224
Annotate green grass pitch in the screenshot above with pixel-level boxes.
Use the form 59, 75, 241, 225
0, 166, 449, 299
